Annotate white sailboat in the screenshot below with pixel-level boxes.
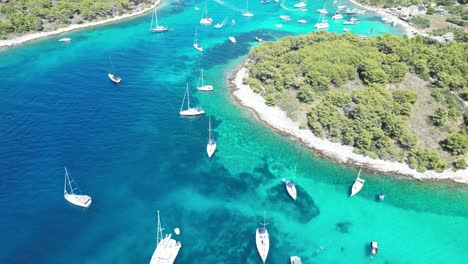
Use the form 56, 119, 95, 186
350, 166, 365, 197
290, 256, 302, 264
150, 211, 182, 264
314, 14, 329, 29
283, 166, 297, 200
193, 27, 203, 52
297, 19, 307, 24
64, 167, 92, 208
242, 0, 254, 17
294, 1, 307, 8
207, 117, 217, 158
199, 0, 213, 25
214, 17, 228, 29
196, 68, 213, 91
107, 54, 122, 84
256, 213, 270, 263
150, 5, 168, 32
180, 84, 204, 116
58, 37, 71, 42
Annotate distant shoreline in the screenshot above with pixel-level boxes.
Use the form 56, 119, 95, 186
229, 64, 468, 185
0, 0, 161, 49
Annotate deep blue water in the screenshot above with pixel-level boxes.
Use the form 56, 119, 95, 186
0, 1, 467, 263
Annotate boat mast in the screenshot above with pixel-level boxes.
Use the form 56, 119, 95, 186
150, 7, 155, 30
208, 117, 212, 141
201, 68, 204, 87
64, 166, 68, 195
186, 84, 191, 109
156, 210, 163, 244
155, 7, 159, 28
246, 0, 249, 12
65, 166, 75, 195
180, 85, 187, 112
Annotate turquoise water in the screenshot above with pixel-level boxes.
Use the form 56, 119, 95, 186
0, 0, 467, 263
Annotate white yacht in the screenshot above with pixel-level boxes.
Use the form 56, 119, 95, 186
193, 28, 203, 52
58, 37, 71, 42
343, 27, 350, 32
285, 180, 297, 200
242, 0, 254, 17
199, 0, 213, 25
294, 2, 307, 8
150, 4, 168, 32
256, 214, 270, 263
229, 36, 237, 43
317, 8, 328, 14
64, 167, 92, 208
343, 17, 358, 25
255, 36, 263, 42
150, 211, 182, 264
290, 256, 302, 264
196, 68, 213, 91
108, 73, 122, 84
297, 19, 307, 24
314, 20, 329, 29
332, 13, 343, 20
207, 117, 217, 158
280, 15, 291, 21
214, 17, 228, 29
350, 167, 365, 197
180, 84, 204, 116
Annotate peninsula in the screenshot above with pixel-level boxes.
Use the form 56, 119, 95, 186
0, 0, 161, 48
232, 32, 468, 184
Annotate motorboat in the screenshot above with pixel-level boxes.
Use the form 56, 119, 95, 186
229, 36, 237, 43
370, 241, 378, 256
294, 2, 306, 8
290, 256, 302, 264
280, 15, 291, 21
108, 73, 122, 84
297, 19, 307, 24
255, 36, 263, 42
58, 37, 71, 42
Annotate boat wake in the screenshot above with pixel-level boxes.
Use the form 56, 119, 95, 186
213, 0, 244, 13
280, 3, 301, 12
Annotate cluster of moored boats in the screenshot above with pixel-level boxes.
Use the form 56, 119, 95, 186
60, 1, 385, 262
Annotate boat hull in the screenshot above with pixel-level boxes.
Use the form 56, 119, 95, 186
193, 44, 203, 52
64, 194, 92, 208
197, 85, 213, 91
286, 181, 297, 200
150, 235, 181, 264
150, 26, 168, 33
207, 143, 216, 158
242, 12, 254, 17
256, 228, 269, 263
180, 108, 205, 116
108, 73, 121, 84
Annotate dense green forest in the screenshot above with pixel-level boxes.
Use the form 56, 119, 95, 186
245, 32, 468, 172
0, 0, 153, 39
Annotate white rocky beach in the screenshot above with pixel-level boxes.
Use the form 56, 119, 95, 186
232, 66, 468, 185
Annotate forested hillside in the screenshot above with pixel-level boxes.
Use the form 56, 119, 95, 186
0, 0, 153, 39
244, 32, 468, 172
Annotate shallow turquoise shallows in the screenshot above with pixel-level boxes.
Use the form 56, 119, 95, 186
0, 1, 467, 263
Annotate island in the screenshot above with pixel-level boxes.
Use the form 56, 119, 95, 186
0, 0, 159, 47
233, 31, 468, 184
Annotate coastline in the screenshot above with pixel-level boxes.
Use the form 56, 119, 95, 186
346, 0, 420, 36
0, 0, 161, 48
230, 64, 468, 185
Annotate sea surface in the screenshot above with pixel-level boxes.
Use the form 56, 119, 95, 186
0, 0, 467, 263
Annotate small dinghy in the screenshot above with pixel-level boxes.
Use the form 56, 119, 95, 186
58, 37, 71, 42
108, 73, 122, 84
370, 241, 378, 256
290, 256, 302, 264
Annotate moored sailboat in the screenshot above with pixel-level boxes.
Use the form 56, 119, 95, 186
256, 213, 270, 263
207, 117, 217, 158
107, 54, 122, 84
149, 4, 168, 32
196, 68, 213, 91
149, 211, 182, 264
242, 0, 254, 17
214, 17, 228, 29
193, 27, 203, 52
180, 84, 204, 116
229, 36, 237, 43
350, 166, 365, 197
199, 0, 213, 25
64, 166, 92, 208
290, 256, 302, 264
